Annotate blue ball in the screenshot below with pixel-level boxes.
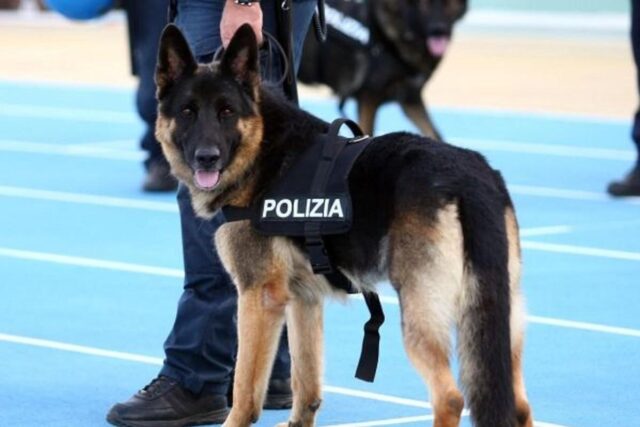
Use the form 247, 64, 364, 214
45, 0, 115, 21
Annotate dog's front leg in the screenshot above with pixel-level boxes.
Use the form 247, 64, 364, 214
399, 99, 442, 141
278, 296, 324, 427
224, 279, 289, 427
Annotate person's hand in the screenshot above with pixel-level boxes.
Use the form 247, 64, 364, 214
220, 0, 263, 48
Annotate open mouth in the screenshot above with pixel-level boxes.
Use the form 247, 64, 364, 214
426, 35, 450, 57
194, 169, 221, 190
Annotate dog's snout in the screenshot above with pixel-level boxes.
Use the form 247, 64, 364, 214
195, 147, 221, 168
428, 22, 449, 37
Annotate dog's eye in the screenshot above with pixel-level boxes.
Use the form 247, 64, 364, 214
219, 106, 234, 119
181, 107, 196, 117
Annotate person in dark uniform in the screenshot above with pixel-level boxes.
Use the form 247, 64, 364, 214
608, 0, 640, 196
124, 0, 178, 192
107, 1, 318, 426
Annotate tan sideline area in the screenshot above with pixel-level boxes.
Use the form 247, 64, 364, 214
0, 11, 636, 120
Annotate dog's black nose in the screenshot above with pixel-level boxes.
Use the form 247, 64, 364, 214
428, 22, 449, 37
195, 147, 220, 168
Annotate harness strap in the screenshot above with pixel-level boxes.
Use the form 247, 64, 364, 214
355, 291, 385, 382
221, 205, 252, 222
304, 118, 364, 275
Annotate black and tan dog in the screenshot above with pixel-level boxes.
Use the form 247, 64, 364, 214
299, 0, 467, 139
155, 23, 532, 427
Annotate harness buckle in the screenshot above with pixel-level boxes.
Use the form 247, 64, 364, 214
305, 236, 333, 274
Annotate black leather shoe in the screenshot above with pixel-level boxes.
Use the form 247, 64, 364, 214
607, 166, 640, 197
226, 377, 293, 410
106, 376, 229, 427
263, 378, 293, 409
142, 163, 178, 193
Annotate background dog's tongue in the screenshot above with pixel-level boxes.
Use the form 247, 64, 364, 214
427, 36, 449, 57
195, 170, 220, 189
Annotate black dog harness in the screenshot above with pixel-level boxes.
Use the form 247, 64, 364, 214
223, 119, 384, 382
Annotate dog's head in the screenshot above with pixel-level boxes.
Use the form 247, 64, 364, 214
155, 24, 263, 216
375, 0, 467, 63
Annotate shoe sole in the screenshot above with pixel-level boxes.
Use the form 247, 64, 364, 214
263, 393, 293, 410
106, 407, 230, 427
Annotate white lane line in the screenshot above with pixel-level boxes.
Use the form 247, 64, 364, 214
0, 247, 183, 278
522, 240, 640, 262
2, 184, 639, 213
0, 185, 178, 212
0, 333, 163, 365
509, 184, 640, 204
0, 332, 568, 427
0, 103, 136, 124
321, 415, 436, 427
0, 332, 431, 410
519, 225, 572, 237
0, 140, 143, 161
3, 245, 639, 341
1, 135, 634, 163
527, 316, 640, 339
350, 295, 640, 339
322, 386, 432, 410
452, 137, 636, 161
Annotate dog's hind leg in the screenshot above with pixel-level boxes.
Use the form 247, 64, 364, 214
399, 99, 441, 140
389, 205, 465, 427
279, 296, 324, 427
505, 208, 533, 427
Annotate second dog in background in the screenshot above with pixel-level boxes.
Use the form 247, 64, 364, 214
299, 0, 467, 138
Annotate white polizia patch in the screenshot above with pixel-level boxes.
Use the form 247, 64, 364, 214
261, 197, 345, 220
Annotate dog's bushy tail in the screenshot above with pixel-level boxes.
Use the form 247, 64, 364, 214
457, 184, 516, 427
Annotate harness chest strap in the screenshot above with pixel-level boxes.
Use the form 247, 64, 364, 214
222, 118, 384, 382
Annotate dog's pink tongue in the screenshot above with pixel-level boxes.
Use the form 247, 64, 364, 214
427, 36, 450, 57
195, 170, 220, 189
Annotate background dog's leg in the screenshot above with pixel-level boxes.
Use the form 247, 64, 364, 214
505, 209, 533, 427
278, 297, 324, 427
399, 99, 442, 141
357, 96, 380, 136
389, 207, 465, 427
224, 280, 289, 427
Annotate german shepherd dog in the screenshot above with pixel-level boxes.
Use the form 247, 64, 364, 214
155, 23, 532, 427
299, 0, 467, 139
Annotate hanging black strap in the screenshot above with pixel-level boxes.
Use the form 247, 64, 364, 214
276, 0, 298, 104
168, 0, 177, 23
355, 291, 385, 382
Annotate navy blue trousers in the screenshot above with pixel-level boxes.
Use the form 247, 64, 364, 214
159, 0, 317, 395
124, 0, 170, 170
632, 0, 640, 162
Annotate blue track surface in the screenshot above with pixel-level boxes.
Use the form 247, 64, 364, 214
0, 80, 639, 427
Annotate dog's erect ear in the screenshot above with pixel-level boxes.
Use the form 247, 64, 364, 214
455, 0, 469, 20
156, 24, 197, 99
220, 24, 260, 90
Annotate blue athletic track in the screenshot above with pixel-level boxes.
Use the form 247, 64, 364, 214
0, 80, 639, 427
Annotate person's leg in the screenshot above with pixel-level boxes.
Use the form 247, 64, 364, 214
608, 0, 640, 196
108, 1, 317, 425
631, 0, 640, 163
165, 0, 317, 389
125, 0, 178, 192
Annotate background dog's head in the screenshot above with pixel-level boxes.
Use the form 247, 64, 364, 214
155, 24, 263, 214
374, 0, 467, 67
